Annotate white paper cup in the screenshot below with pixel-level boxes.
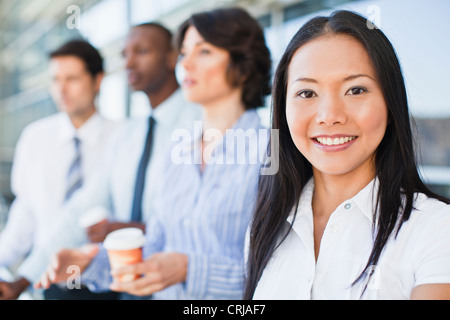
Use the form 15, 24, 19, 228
103, 228, 146, 283
79, 206, 109, 229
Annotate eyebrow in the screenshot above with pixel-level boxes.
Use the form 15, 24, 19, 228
181, 40, 207, 50
343, 74, 375, 82
293, 74, 375, 84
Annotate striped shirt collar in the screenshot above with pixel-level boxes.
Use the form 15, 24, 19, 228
180, 109, 262, 157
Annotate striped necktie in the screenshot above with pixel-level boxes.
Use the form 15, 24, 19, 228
65, 136, 83, 201
130, 116, 155, 222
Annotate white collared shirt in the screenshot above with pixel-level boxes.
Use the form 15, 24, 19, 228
0, 112, 119, 269
18, 89, 202, 282
253, 178, 450, 300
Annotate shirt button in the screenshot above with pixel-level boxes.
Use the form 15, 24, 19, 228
330, 224, 339, 233
344, 203, 352, 210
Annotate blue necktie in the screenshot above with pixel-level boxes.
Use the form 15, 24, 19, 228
65, 136, 83, 201
130, 116, 155, 222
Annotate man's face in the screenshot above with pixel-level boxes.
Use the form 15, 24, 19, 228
122, 26, 174, 93
49, 56, 102, 116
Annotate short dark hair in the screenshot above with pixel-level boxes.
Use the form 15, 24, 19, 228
49, 39, 104, 77
133, 22, 173, 50
175, 7, 272, 110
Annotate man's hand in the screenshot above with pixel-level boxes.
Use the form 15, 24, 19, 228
34, 244, 99, 290
0, 277, 30, 300
86, 221, 145, 243
109, 252, 188, 296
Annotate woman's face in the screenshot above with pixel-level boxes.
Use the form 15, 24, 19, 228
285, 34, 388, 179
179, 26, 237, 106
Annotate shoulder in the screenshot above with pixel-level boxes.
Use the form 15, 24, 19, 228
402, 194, 450, 286
18, 113, 64, 142
23, 113, 62, 132
112, 117, 147, 141
398, 193, 450, 249
412, 193, 450, 223
96, 114, 123, 132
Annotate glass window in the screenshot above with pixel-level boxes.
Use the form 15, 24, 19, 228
79, 0, 129, 48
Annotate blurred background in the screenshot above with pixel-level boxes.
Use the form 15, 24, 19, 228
1, 0, 449, 228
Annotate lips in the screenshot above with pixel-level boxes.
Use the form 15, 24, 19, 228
127, 72, 140, 85
60, 96, 72, 106
182, 77, 196, 88
312, 135, 358, 151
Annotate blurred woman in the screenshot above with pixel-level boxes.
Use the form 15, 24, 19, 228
37, 7, 272, 300
244, 10, 450, 300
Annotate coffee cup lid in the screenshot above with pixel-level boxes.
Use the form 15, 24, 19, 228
79, 206, 109, 228
103, 228, 146, 250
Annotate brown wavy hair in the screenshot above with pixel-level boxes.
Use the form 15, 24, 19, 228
174, 7, 272, 110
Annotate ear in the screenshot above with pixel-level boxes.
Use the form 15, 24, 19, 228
166, 49, 178, 71
93, 72, 104, 94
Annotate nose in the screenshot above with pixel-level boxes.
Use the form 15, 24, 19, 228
315, 94, 348, 126
180, 52, 194, 71
125, 52, 135, 69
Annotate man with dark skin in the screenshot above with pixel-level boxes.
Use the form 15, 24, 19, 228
85, 24, 182, 241
0, 23, 200, 300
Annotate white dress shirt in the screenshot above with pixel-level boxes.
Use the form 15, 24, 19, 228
18, 89, 202, 283
0, 112, 119, 269
253, 178, 450, 300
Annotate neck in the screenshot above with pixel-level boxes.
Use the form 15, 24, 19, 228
199, 89, 245, 172
69, 107, 96, 129
145, 76, 179, 109
312, 161, 376, 219
202, 89, 245, 135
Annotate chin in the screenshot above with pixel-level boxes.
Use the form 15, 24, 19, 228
182, 92, 200, 104
60, 105, 73, 114
309, 158, 354, 176
130, 84, 144, 92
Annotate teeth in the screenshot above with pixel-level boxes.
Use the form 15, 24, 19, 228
316, 136, 356, 146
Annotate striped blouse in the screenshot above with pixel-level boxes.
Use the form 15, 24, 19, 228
84, 110, 268, 299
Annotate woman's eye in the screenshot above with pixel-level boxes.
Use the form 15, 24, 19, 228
199, 49, 211, 55
346, 87, 367, 95
297, 90, 317, 99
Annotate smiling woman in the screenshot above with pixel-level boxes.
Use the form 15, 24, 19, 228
285, 33, 388, 178
244, 10, 450, 300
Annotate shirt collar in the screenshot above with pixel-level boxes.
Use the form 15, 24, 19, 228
149, 88, 184, 126
287, 177, 379, 226
57, 111, 103, 146
180, 109, 262, 158
352, 177, 379, 223
57, 112, 76, 143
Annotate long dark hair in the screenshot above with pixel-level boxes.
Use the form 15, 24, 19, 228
244, 10, 450, 299
174, 7, 272, 110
